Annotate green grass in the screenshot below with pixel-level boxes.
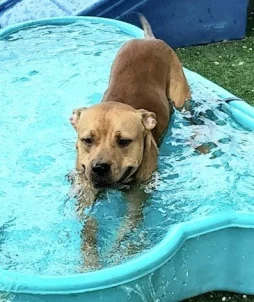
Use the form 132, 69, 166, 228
176, 10, 254, 106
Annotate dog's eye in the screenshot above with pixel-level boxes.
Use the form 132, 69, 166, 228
82, 138, 93, 145
117, 139, 132, 147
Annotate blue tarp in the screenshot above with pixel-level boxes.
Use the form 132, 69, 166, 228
0, 0, 249, 47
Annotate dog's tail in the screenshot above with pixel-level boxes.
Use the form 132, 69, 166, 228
138, 13, 155, 39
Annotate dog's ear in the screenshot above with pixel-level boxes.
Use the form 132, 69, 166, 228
167, 50, 191, 110
137, 109, 157, 131
136, 132, 158, 183
70, 107, 87, 131
135, 110, 158, 182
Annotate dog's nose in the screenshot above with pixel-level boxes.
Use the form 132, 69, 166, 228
92, 163, 111, 176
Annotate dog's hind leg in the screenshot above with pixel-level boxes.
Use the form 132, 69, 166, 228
166, 50, 191, 110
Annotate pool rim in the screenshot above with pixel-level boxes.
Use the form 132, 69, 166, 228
0, 16, 254, 295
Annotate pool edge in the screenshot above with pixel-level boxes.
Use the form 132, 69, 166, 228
1, 212, 254, 295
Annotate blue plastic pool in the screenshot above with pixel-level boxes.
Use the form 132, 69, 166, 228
0, 17, 254, 302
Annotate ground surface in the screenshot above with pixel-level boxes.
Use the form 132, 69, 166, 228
186, 293, 252, 302
180, 2, 254, 302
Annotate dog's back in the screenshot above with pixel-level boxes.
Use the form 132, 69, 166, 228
102, 15, 190, 142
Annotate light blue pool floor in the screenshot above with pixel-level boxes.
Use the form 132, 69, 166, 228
0, 21, 253, 276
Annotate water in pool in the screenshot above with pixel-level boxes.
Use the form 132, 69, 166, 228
0, 20, 253, 276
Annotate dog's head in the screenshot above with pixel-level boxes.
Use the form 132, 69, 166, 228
70, 102, 157, 188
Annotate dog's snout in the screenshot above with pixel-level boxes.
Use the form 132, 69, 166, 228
92, 163, 111, 176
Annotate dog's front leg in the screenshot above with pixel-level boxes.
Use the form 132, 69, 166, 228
78, 198, 101, 271
73, 175, 101, 271
80, 215, 101, 271
115, 186, 149, 249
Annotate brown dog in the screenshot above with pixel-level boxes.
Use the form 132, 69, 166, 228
70, 15, 191, 269
71, 15, 190, 189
